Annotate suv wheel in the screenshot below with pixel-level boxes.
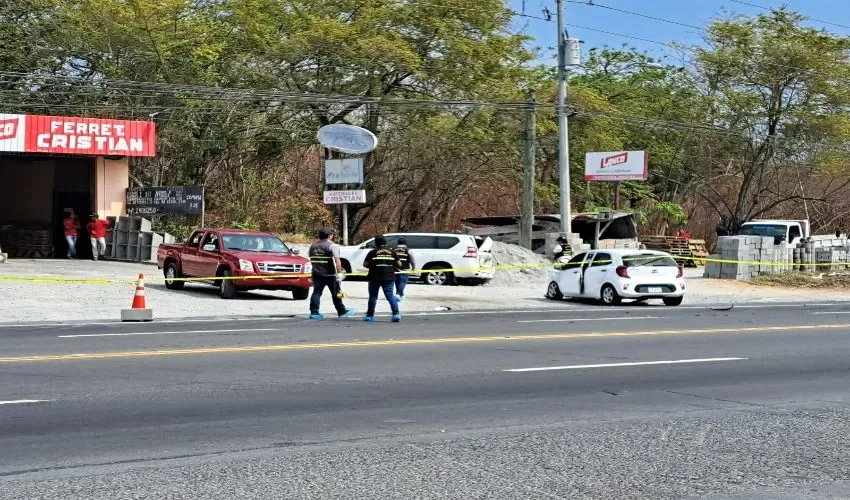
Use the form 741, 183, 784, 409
423, 266, 453, 286
292, 288, 309, 300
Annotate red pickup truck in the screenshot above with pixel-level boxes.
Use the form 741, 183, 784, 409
156, 228, 312, 299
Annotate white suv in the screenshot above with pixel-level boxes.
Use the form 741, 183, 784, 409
338, 233, 495, 285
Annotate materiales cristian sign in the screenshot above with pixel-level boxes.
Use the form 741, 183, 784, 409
0, 113, 156, 157
323, 190, 367, 204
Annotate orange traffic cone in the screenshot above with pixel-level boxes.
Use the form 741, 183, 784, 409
131, 273, 147, 309
121, 273, 153, 322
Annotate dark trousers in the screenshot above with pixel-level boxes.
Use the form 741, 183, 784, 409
367, 279, 399, 317
310, 274, 347, 316
395, 273, 410, 297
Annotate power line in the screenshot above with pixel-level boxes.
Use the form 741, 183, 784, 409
727, 0, 850, 31
566, 1, 703, 31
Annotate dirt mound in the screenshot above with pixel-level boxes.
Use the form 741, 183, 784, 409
486, 241, 552, 286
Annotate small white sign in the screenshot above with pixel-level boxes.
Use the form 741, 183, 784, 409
325, 158, 364, 184
317, 124, 378, 154
585, 150, 648, 181
324, 189, 366, 204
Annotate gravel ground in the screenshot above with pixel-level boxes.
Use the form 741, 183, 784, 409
2, 406, 849, 499
1, 259, 849, 323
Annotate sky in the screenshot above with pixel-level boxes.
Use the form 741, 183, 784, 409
506, 0, 850, 65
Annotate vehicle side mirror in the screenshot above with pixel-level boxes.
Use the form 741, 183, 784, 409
202, 244, 217, 252
292, 248, 300, 255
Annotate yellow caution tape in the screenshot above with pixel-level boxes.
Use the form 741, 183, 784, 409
0, 254, 843, 284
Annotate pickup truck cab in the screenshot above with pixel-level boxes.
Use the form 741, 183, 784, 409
157, 228, 312, 299
737, 219, 810, 249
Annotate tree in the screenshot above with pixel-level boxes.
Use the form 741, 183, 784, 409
696, 9, 850, 234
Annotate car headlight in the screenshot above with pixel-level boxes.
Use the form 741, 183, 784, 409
304, 263, 312, 274
239, 259, 254, 272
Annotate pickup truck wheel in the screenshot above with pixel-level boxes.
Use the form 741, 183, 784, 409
292, 288, 309, 300
219, 269, 237, 299
164, 262, 185, 290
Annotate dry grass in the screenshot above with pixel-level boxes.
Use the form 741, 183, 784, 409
752, 272, 850, 289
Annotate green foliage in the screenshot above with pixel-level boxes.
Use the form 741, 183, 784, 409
3, 3, 850, 238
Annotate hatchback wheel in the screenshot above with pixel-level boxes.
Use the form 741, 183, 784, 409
663, 296, 683, 306
600, 284, 621, 306
546, 281, 563, 300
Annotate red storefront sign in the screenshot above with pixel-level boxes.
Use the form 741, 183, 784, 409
0, 113, 156, 157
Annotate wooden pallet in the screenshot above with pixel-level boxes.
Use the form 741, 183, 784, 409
640, 236, 704, 267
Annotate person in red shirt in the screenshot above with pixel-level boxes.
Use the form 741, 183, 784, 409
62, 212, 80, 258
87, 213, 111, 261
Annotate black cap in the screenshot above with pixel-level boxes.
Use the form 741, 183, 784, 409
318, 227, 336, 239
557, 236, 568, 243
375, 236, 387, 246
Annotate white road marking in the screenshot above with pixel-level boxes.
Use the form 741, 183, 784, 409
0, 399, 52, 405
401, 303, 843, 317
517, 316, 657, 324
504, 357, 748, 372
811, 311, 850, 315
58, 328, 279, 338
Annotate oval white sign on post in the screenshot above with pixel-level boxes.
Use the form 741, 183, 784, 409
317, 124, 378, 154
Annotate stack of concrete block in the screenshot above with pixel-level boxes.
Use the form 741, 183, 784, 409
704, 236, 776, 280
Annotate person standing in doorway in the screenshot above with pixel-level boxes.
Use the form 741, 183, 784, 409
87, 214, 111, 261
393, 237, 415, 301
363, 236, 401, 323
308, 227, 356, 320
62, 212, 80, 258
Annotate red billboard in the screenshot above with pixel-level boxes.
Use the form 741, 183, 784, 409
0, 113, 156, 157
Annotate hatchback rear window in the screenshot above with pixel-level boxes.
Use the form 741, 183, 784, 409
623, 254, 678, 267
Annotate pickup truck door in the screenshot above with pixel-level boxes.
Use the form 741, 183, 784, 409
180, 231, 205, 276
197, 232, 223, 278
349, 238, 376, 272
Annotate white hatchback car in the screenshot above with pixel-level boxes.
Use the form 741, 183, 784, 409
546, 249, 686, 306
338, 233, 495, 286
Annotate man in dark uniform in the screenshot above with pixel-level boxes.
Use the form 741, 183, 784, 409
393, 237, 415, 301
363, 236, 402, 323
552, 236, 569, 261
308, 227, 356, 320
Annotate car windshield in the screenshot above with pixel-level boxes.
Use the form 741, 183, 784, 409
623, 253, 678, 267
221, 234, 290, 253
739, 224, 786, 238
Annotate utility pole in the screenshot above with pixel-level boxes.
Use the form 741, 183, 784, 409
556, 0, 572, 238
520, 90, 536, 250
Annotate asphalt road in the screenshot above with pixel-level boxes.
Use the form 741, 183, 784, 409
2, 302, 850, 499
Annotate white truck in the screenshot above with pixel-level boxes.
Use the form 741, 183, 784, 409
737, 219, 811, 248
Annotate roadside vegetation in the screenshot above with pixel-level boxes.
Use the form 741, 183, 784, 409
3, 2, 850, 241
